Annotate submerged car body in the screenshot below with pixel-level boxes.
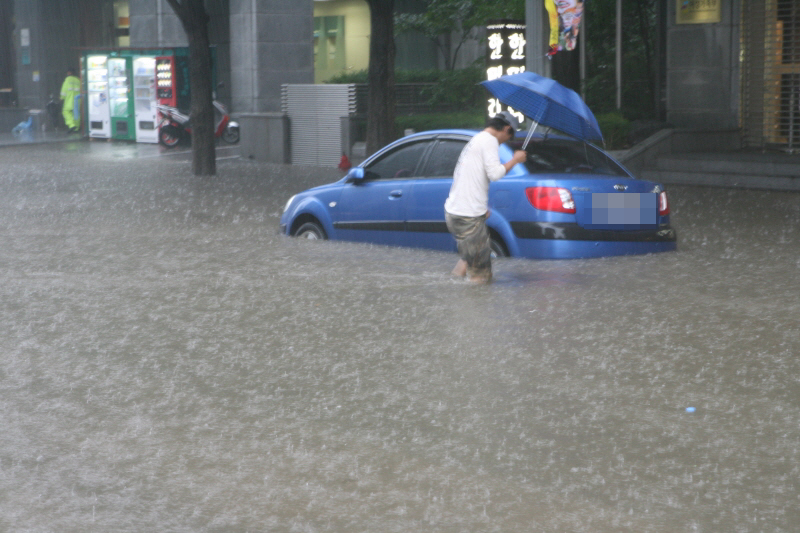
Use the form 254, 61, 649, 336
280, 129, 676, 259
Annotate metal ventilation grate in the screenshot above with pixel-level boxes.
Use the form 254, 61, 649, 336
282, 84, 356, 167
741, 0, 800, 151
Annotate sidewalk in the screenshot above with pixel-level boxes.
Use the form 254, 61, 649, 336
0, 130, 245, 162
0, 129, 84, 147
3, 128, 798, 192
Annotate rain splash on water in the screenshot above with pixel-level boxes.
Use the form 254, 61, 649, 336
0, 143, 798, 531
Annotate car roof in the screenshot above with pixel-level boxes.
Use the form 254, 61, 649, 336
361, 129, 608, 172
400, 128, 593, 145
399, 129, 477, 140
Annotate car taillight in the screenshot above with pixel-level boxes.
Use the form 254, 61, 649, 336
526, 187, 576, 214
658, 191, 670, 216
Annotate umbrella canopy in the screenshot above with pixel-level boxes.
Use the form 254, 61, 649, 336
481, 71, 603, 143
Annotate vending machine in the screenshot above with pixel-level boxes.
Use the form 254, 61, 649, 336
156, 56, 176, 107
108, 57, 135, 140
86, 55, 110, 138
133, 56, 157, 143
83, 47, 198, 143
156, 54, 190, 110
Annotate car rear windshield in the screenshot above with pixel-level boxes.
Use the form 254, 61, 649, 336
511, 138, 628, 176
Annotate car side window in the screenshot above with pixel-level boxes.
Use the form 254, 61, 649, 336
364, 141, 429, 180
424, 139, 468, 177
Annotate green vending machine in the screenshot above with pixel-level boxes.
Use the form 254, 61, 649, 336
107, 56, 135, 140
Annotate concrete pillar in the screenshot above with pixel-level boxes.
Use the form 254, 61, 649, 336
229, 0, 313, 163
230, 0, 314, 114
130, 0, 313, 163
525, 0, 551, 78
665, 0, 741, 129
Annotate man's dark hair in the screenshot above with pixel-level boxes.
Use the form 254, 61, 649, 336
487, 116, 511, 132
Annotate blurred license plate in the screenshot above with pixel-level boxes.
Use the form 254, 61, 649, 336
581, 193, 657, 229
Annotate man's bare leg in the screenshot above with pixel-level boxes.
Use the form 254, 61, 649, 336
451, 259, 467, 277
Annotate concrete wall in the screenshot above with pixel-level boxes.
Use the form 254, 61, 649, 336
129, 0, 232, 105
13, 0, 118, 111
666, 0, 741, 130
16, 0, 82, 110
129, 0, 312, 163
0, 108, 29, 131
13, 0, 43, 110
229, 0, 314, 114
129, 0, 186, 48
619, 128, 742, 176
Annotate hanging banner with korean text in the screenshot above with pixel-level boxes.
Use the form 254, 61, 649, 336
546, 0, 585, 57
486, 20, 526, 124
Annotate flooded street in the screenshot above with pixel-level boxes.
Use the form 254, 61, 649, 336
1, 142, 798, 531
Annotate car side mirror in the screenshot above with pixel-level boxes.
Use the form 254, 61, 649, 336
345, 167, 364, 183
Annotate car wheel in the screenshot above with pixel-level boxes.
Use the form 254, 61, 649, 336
490, 236, 508, 258
294, 221, 326, 240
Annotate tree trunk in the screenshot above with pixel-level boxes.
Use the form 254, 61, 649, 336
552, 50, 581, 94
634, 0, 656, 117
441, 32, 452, 70
365, 0, 396, 156
166, 0, 216, 176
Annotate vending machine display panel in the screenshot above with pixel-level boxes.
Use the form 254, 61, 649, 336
108, 57, 135, 140
156, 57, 175, 107
87, 55, 110, 138
133, 57, 157, 143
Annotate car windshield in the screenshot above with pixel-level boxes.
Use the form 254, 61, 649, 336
510, 138, 628, 176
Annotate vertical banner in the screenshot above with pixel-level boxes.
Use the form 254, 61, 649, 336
546, 0, 585, 57
486, 20, 526, 123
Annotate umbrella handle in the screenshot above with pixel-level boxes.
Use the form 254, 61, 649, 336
522, 121, 539, 150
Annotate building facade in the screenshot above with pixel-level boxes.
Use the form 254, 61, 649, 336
740, 0, 799, 148
1, 0, 798, 153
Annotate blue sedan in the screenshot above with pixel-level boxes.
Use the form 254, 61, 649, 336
279, 130, 676, 259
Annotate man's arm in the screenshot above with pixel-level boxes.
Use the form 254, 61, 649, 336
503, 150, 527, 174
484, 139, 527, 181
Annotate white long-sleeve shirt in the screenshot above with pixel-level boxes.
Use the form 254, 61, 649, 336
444, 131, 507, 218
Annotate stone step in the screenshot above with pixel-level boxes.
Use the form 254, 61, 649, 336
655, 152, 800, 178
641, 168, 800, 191
639, 151, 800, 191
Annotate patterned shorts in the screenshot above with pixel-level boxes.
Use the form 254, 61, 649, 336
445, 211, 491, 279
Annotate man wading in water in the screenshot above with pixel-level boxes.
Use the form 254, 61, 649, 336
444, 111, 527, 283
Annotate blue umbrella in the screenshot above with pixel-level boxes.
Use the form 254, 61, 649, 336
481, 71, 603, 144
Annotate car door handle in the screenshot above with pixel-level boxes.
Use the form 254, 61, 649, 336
389, 190, 403, 199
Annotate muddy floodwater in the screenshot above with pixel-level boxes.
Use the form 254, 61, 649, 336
1, 142, 798, 531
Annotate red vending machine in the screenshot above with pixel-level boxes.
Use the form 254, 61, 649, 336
156, 56, 177, 107
155, 54, 189, 145
155, 54, 189, 109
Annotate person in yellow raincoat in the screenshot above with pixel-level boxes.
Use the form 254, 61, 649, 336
60, 68, 81, 133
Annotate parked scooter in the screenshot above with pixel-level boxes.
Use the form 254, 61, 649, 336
155, 104, 189, 147
156, 97, 239, 148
